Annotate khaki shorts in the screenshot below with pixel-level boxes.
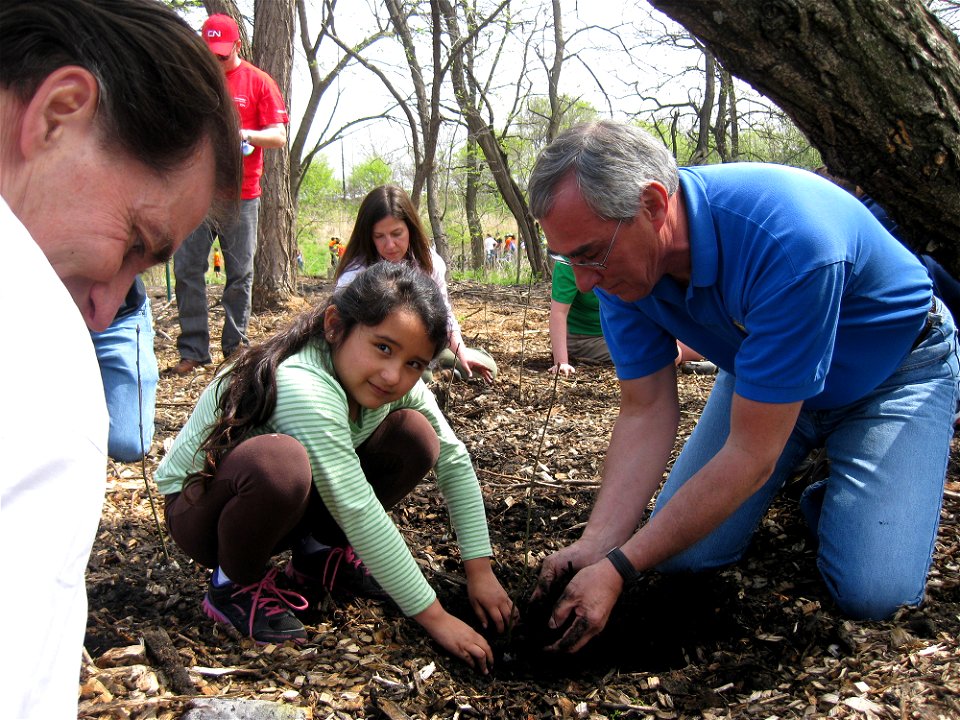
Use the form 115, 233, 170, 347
568, 333, 611, 364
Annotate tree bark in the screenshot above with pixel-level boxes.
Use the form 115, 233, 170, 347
650, 0, 960, 273
690, 48, 716, 164
251, 0, 296, 309
465, 137, 485, 270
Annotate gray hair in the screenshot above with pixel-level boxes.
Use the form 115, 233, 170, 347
528, 120, 679, 220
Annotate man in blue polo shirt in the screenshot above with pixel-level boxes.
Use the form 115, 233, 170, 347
527, 120, 959, 654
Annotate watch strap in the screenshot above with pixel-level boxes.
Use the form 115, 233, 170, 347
606, 546, 643, 585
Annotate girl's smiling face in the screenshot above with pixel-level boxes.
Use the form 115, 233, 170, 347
326, 306, 434, 419
371, 215, 411, 263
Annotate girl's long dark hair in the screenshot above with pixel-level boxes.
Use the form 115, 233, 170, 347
187, 262, 449, 490
335, 185, 434, 280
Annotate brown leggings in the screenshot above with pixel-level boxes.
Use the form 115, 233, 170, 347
164, 409, 440, 584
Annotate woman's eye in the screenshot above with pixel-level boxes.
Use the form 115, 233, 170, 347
408, 360, 423, 371
376, 342, 391, 354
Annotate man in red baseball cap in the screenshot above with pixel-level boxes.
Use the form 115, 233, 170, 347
170, 13, 289, 375
202, 12, 239, 55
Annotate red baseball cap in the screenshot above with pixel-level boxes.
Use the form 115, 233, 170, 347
201, 14, 239, 55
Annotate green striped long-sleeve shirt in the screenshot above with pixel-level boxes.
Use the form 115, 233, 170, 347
154, 340, 493, 616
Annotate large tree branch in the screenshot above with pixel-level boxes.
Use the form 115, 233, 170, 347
651, 0, 960, 271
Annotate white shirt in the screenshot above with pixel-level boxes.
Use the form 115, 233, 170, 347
336, 250, 464, 347
0, 197, 108, 719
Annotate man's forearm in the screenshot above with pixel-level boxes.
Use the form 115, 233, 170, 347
620, 394, 802, 573
580, 385, 679, 552
549, 301, 571, 365
242, 124, 286, 148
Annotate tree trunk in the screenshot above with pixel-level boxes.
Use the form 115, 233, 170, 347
251, 0, 296, 309
545, 0, 565, 143
690, 48, 716, 164
722, 69, 740, 160
385, 0, 442, 219
440, 0, 548, 278
465, 137, 484, 270
650, 0, 960, 273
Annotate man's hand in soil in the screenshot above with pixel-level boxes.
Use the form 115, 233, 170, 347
532, 538, 603, 602
544, 556, 623, 653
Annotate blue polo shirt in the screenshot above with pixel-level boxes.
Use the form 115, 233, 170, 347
598, 163, 931, 410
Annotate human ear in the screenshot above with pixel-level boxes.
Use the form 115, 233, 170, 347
640, 182, 670, 230
323, 305, 342, 343
18, 66, 99, 159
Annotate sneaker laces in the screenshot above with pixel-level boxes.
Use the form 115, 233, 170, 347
322, 545, 370, 591
230, 567, 309, 639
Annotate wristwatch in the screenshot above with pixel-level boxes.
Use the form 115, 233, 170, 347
606, 547, 644, 586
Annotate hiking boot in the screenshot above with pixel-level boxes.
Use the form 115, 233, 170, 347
203, 567, 309, 644
167, 358, 206, 375
285, 545, 389, 601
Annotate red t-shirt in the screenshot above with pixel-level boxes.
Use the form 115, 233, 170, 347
226, 59, 288, 200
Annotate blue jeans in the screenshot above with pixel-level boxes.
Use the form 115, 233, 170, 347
91, 295, 159, 462
654, 299, 959, 619
174, 198, 259, 363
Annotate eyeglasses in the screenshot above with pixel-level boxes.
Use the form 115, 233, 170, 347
548, 219, 623, 270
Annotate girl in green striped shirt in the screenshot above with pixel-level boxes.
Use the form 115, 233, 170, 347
156, 262, 516, 673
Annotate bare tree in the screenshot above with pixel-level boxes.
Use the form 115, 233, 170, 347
714, 67, 739, 162
387, 0, 449, 256
440, 0, 547, 276
650, 0, 960, 274
291, 0, 390, 202
321, 2, 449, 256
688, 46, 715, 164
456, 11, 486, 271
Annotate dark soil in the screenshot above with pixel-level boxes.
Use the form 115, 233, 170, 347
80, 279, 960, 720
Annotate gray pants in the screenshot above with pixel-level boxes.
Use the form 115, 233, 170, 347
174, 198, 259, 363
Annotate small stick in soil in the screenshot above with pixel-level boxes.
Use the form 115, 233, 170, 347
136, 325, 169, 562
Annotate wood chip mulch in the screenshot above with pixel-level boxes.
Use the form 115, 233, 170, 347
81, 278, 960, 720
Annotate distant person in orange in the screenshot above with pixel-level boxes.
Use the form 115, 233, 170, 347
328, 236, 342, 269
213, 248, 222, 277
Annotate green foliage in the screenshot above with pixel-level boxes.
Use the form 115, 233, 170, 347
297, 233, 336, 279
348, 156, 393, 197
453, 264, 538, 286
298, 156, 341, 205
736, 117, 822, 168
644, 113, 821, 169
